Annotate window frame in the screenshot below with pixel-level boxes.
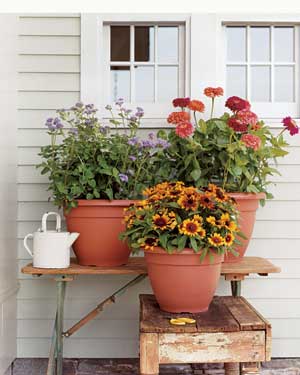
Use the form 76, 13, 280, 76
81, 14, 191, 120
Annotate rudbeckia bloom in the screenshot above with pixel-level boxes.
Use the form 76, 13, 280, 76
179, 219, 202, 237
199, 194, 215, 209
224, 233, 235, 246
178, 194, 198, 211
142, 237, 159, 251
152, 214, 170, 230
208, 233, 225, 247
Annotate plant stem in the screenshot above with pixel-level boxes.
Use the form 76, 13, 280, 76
210, 98, 215, 119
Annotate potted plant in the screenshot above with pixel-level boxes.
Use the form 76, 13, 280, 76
164, 91, 299, 262
38, 100, 171, 266
120, 182, 241, 312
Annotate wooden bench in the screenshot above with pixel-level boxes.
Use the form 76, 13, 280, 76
139, 294, 271, 375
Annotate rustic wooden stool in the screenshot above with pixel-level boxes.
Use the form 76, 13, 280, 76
139, 295, 271, 375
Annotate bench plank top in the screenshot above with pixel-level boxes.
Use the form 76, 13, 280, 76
140, 294, 270, 334
21, 256, 280, 277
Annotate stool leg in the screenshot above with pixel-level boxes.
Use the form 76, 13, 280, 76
225, 363, 240, 375
241, 362, 260, 374
56, 280, 66, 375
140, 333, 159, 375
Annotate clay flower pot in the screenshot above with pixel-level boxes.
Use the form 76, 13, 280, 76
144, 247, 223, 313
65, 200, 135, 266
224, 192, 265, 263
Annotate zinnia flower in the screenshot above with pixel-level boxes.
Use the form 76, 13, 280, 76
167, 111, 190, 124
188, 100, 205, 112
237, 110, 258, 126
225, 96, 251, 112
241, 134, 262, 151
204, 87, 224, 98
175, 122, 194, 138
227, 117, 248, 133
282, 116, 299, 136
179, 219, 202, 237
208, 233, 225, 247
172, 97, 191, 108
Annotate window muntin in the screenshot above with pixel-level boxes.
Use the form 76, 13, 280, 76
107, 24, 184, 105
226, 25, 297, 104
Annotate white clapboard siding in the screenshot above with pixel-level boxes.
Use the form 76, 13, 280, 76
16, 14, 300, 359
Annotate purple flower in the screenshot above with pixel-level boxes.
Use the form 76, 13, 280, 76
128, 137, 139, 146
129, 155, 136, 161
119, 173, 128, 183
125, 109, 132, 115
148, 132, 155, 140
69, 128, 78, 136
141, 140, 155, 148
46, 118, 53, 123
156, 138, 170, 149
115, 98, 124, 106
129, 116, 137, 122
76, 102, 84, 108
105, 104, 112, 111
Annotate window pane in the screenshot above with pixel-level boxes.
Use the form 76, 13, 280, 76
110, 66, 130, 102
135, 26, 154, 62
274, 66, 294, 102
274, 27, 294, 62
226, 66, 247, 98
250, 27, 270, 62
135, 66, 154, 102
110, 26, 130, 61
227, 27, 246, 62
157, 66, 178, 101
157, 27, 178, 63
250, 66, 271, 102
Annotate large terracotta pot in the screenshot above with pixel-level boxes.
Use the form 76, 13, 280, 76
224, 192, 265, 263
144, 247, 223, 313
65, 200, 134, 266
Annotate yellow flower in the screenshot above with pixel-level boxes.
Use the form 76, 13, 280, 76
178, 194, 198, 211
142, 238, 159, 251
193, 215, 203, 224
215, 187, 229, 202
198, 227, 206, 238
199, 193, 215, 209
152, 214, 170, 230
208, 233, 225, 247
224, 233, 235, 246
206, 216, 217, 226
179, 219, 202, 237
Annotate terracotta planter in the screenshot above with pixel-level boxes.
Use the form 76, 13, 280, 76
144, 247, 223, 313
224, 192, 265, 263
65, 200, 135, 266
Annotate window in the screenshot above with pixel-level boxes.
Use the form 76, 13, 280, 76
225, 25, 299, 117
103, 23, 186, 114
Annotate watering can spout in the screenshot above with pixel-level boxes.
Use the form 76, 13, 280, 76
68, 232, 79, 247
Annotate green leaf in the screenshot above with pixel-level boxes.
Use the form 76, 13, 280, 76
104, 188, 113, 200
86, 193, 93, 200
191, 169, 201, 181
178, 235, 187, 251
198, 119, 207, 133
190, 237, 199, 252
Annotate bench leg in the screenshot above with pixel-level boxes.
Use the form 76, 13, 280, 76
241, 362, 260, 374
225, 363, 240, 375
140, 333, 159, 375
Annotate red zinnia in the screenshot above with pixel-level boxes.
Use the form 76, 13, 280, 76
204, 87, 224, 98
172, 97, 191, 108
225, 96, 251, 112
227, 117, 248, 133
237, 110, 258, 126
188, 100, 205, 112
175, 122, 194, 138
167, 111, 190, 125
241, 134, 261, 151
282, 116, 299, 136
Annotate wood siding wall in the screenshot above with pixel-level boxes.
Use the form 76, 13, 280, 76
17, 14, 300, 358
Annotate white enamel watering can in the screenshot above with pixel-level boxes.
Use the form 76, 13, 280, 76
23, 212, 79, 269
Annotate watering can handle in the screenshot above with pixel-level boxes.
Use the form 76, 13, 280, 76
24, 233, 34, 257
42, 212, 62, 232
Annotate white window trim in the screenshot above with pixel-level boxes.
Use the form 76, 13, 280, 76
81, 13, 191, 120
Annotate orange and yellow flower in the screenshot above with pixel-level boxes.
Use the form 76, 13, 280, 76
142, 237, 159, 251
224, 233, 235, 246
152, 213, 170, 230
208, 233, 225, 247
199, 193, 215, 209
215, 187, 229, 203
188, 100, 205, 113
193, 214, 203, 225
179, 219, 203, 237
220, 213, 238, 231
178, 194, 198, 211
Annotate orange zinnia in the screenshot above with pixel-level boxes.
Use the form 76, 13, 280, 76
188, 100, 205, 113
167, 111, 190, 125
204, 87, 224, 98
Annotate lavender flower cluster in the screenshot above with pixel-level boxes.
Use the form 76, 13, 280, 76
127, 132, 170, 149
45, 117, 63, 131
106, 98, 144, 122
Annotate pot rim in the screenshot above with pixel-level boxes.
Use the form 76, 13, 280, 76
144, 246, 223, 257
228, 192, 266, 200
74, 199, 138, 207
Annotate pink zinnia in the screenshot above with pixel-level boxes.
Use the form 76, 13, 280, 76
241, 134, 261, 151
175, 122, 194, 138
225, 96, 251, 112
237, 110, 258, 126
282, 116, 299, 136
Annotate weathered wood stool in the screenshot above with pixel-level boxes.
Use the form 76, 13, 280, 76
139, 295, 271, 375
